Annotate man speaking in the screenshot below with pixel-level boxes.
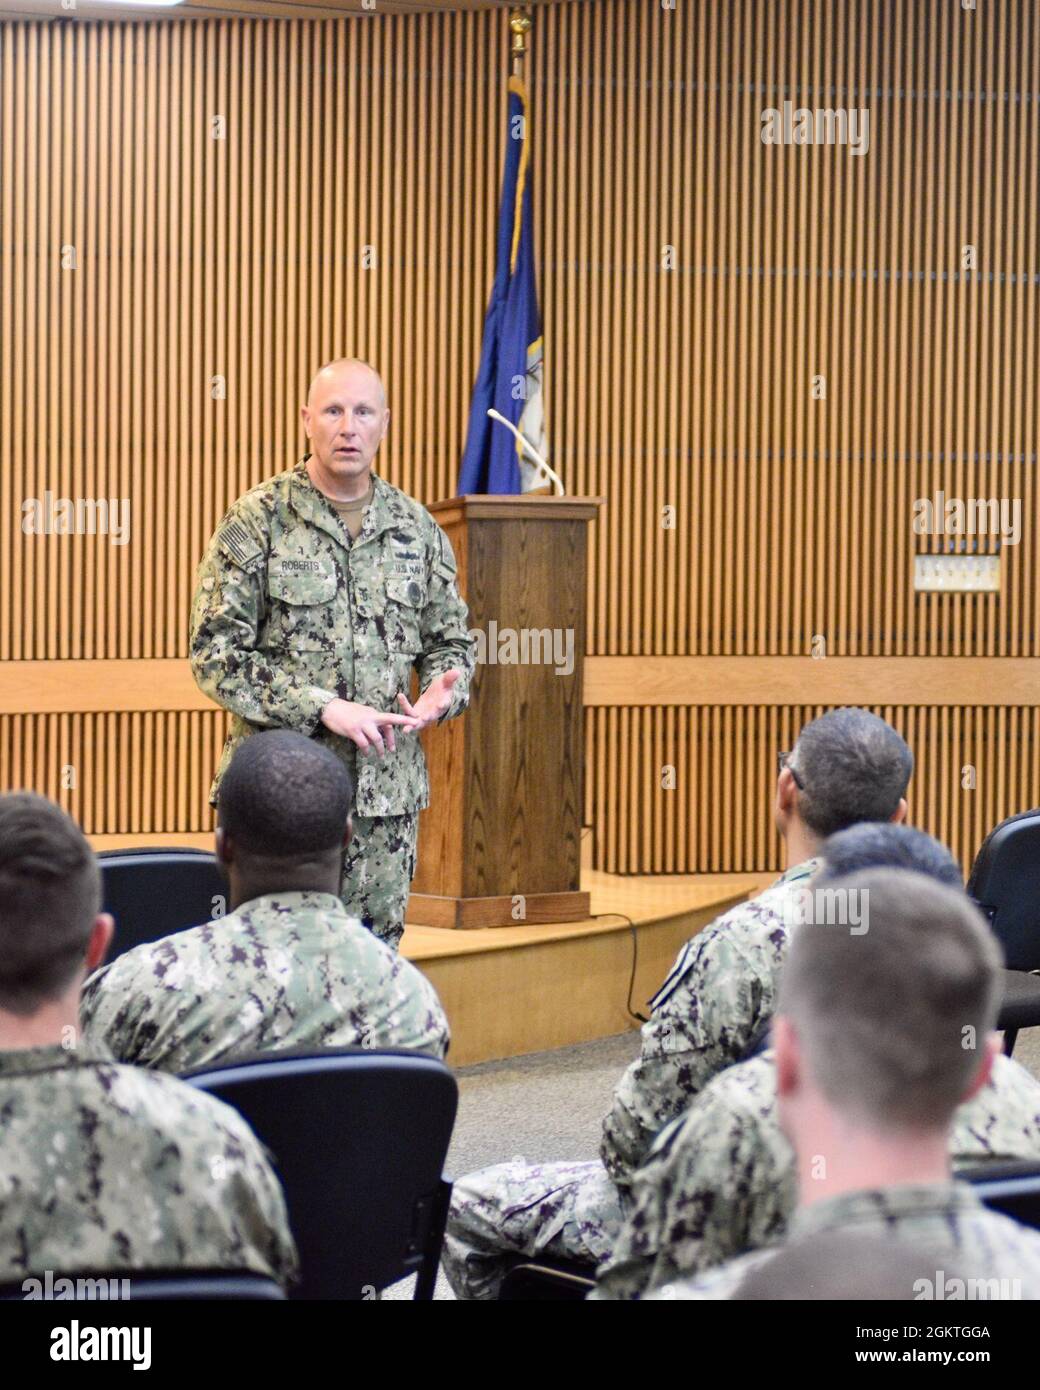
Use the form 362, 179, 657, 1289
190, 358, 474, 949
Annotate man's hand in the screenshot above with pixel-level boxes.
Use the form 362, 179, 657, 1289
396, 669, 463, 733
320, 698, 420, 757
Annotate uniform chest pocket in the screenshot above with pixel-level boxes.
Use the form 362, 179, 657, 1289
267, 567, 338, 651
384, 575, 426, 653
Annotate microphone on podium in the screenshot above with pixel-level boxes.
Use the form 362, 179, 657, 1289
487, 409, 565, 495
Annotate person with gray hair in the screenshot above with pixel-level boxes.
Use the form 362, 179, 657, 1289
82, 730, 449, 1073
648, 869, 1040, 1300
592, 824, 1040, 1299
443, 708, 913, 1300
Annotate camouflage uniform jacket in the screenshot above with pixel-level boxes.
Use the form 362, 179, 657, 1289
0, 1039, 297, 1286
601, 859, 821, 1192
596, 1050, 1040, 1300
81, 890, 450, 1073
190, 462, 475, 814
647, 1178, 1040, 1300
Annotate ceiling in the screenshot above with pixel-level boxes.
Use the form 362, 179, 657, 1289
0, 0, 570, 19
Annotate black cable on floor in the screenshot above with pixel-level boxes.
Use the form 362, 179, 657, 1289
589, 911, 648, 1026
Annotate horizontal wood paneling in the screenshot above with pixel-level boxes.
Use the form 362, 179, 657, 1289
583, 657, 1040, 709
0, 654, 1037, 717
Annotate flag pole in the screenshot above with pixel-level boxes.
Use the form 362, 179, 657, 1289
510, 9, 532, 77
504, 7, 558, 495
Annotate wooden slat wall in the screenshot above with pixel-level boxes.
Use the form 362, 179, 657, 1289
1, 0, 1038, 870
0, 10, 504, 660
586, 705, 1040, 877
0, 710, 227, 834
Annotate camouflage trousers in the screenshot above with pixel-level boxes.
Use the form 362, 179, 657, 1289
441, 1159, 623, 1300
340, 810, 418, 952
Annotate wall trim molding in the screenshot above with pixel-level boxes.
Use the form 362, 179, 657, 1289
0, 656, 1036, 716
584, 657, 1040, 708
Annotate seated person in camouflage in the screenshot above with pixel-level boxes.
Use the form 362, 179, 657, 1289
593, 829, 1040, 1298
82, 730, 448, 1072
442, 708, 912, 1299
595, 821, 1040, 1298
647, 869, 1040, 1299
0, 792, 296, 1288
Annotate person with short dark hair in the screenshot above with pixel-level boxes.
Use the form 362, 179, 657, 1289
82, 731, 448, 1073
0, 792, 296, 1287
592, 824, 1040, 1300
737, 821, 963, 1061
785, 707, 914, 840
648, 870, 1040, 1299
816, 818, 962, 887
443, 708, 913, 1300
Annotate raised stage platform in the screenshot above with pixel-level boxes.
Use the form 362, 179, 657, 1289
90, 831, 769, 1068
401, 871, 767, 1066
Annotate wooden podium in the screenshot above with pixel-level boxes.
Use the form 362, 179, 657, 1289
408, 494, 602, 928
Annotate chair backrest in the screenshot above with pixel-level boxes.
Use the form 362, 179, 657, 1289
121, 1273, 286, 1300
0, 1271, 286, 1301
962, 1161, 1040, 1231
966, 810, 1040, 970
185, 1047, 458, 1300
98, 849, 226, 961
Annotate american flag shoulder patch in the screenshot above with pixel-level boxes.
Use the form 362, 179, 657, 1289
216, 517, 264, 571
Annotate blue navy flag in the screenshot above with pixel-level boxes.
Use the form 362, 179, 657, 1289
458, 76, 549, 495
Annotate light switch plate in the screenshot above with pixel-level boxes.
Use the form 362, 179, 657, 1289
914, 553, 1000, 593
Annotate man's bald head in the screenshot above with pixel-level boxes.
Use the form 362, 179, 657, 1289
301, 358, 390, 493
306, 358, 387, 410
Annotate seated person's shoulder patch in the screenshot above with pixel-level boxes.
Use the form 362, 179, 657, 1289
648, 938, 698, 1012
216, 515, 265, 572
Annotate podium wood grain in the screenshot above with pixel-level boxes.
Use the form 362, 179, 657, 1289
410, 496, 600, 925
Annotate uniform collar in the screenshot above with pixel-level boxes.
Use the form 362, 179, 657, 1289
288, 459, 354, 548
789, 1181, 979, 1241
777, 857, 821, 886
0, 1038, 115, 1078
358, 471, 413, 546
231, 889, 356, 922
289, 459, 411, 549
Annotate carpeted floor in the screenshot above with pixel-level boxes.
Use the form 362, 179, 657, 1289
385, 1021, 1040, 1300
384, 1030, 640, 1299
446, 1030, 643, 1178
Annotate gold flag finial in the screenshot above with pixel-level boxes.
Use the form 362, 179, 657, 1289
510, 10, 532, 72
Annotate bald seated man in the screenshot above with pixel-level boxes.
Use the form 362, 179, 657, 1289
190, 359, 475, 949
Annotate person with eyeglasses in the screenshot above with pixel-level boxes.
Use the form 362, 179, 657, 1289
646, 871, 1040, 1302
442, 707, 912, 1300
592, 824, 1040, 1300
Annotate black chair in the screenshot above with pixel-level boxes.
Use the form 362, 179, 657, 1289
184, 1047, 458, 1300
966, 810, 1040, 1056
121, 1274, 286, 1300
98, 848, 227, 962
1, 1271, 285, 1301
961, 1159, 1040, 1231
